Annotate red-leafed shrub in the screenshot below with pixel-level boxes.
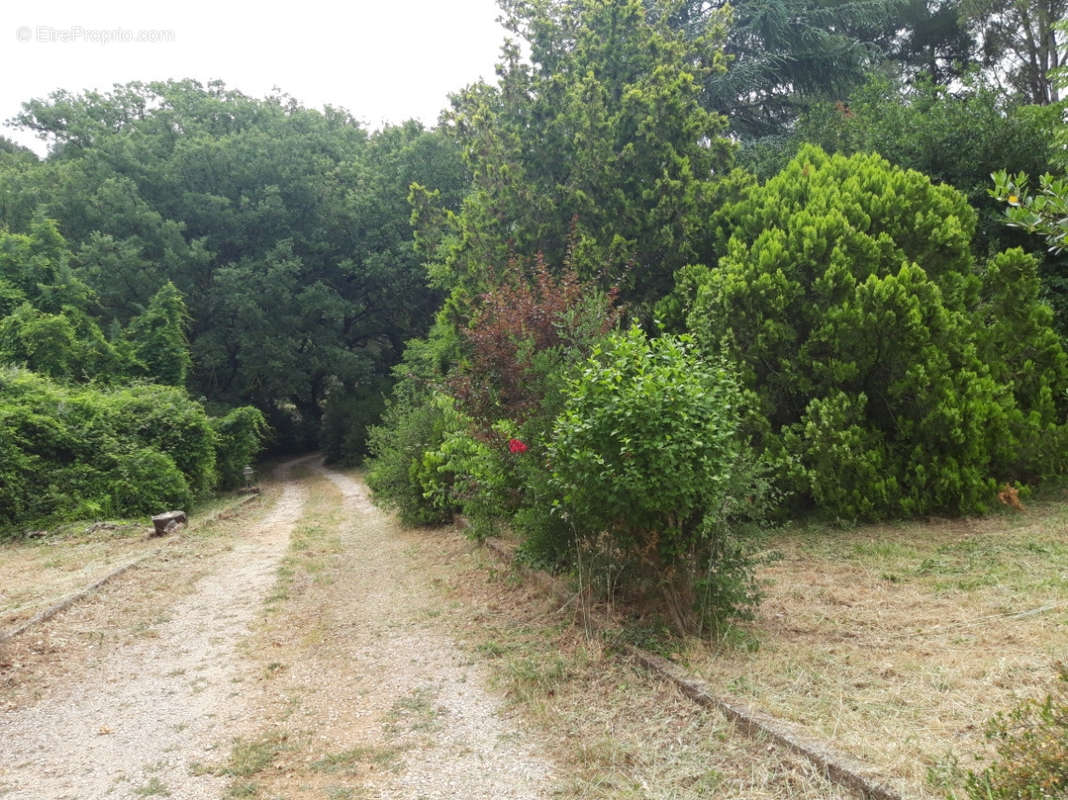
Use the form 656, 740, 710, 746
453, 256, 620, 429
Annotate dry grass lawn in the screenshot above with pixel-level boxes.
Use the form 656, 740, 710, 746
679, 491, 1068, 799
0, 479, 284, 712
433, 535, 855, 798
0, 491, 259, 633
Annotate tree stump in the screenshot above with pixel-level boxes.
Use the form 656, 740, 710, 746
151, 510, 187, 536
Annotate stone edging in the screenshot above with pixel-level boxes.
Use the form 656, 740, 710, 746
480, 535, 906, 800
0, 491, 263, 646
626, 646, 904, 800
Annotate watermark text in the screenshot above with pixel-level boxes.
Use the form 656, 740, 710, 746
16, 25, 176, 45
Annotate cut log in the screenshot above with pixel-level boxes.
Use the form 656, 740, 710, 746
151, 510, 187, 536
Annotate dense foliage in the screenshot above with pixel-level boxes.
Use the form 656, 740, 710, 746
6, 0, 1068, 627
676, 146, 1067, 518
0, 368, 264, 529
418, 0, 733, 310
2, 81, 466, 451
549, 327, 764, 628
0, 203, 269, 530
367, 256, 767, 629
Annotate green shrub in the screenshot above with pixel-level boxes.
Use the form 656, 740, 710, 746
0, 303, 78, 379
365, 391, 466, 526
108, 448, 192, 515
212, 405, 270, 489
548, 326, 764, 631
962, 664, 1068, 800
684, 146, 1068, 519
0, 367, 260, 532
108, 383, 218, 497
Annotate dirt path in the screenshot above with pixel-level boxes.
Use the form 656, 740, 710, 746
0, 458, 311, 800
306, 464, 554, 799
0, 461, 554, 800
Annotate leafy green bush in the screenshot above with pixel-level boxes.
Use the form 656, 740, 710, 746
212, 405, 270, 489
962, 664, 1068, 800
365, 390, 466, 526
548, 326, 764, 630
108, 383, 218, 497
0, 367, 265, 532
366, 262, 619, 544
0, 303, 78, 379
107, 448, 192, 517
683, 146, 1068, 519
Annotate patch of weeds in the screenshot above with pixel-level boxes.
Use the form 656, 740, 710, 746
133, 777, 171, 797
326, 787, 356, 800
264, 587, 290, 606
608, 619, 677, 657
385, 686, 444, 736
926, 751, 965, 795
850, 539, 918, 560
958, 663, 1068, 800
916, 557, 953, 576
727, 674, 755, 695
226, 782, 258, 798
506, 654, 569, 697
311, 746, 403, 775
709, 620, 760, 653
688, 768, 723, 792
476, 640, 506, 659
224, 731, 289, 778
954, 575, 1000, 591
264, 661, 285, 677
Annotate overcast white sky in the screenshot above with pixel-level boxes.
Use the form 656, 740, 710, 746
1, 0, 508, 155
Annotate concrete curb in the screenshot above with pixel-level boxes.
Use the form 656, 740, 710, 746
481, 535, 906, 800
0, 491, 263, 646
626, 646, 904, 800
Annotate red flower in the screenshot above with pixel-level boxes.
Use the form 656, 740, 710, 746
508, 438, 528, 454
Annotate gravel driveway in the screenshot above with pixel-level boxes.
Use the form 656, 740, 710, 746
0, 459, 554, 799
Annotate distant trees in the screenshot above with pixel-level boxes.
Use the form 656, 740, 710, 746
683, 0, 896, 137
2, 80, 467, 453
1, 80, 467, 526
962, 0, 1067, 104
0, 216, 268, 529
